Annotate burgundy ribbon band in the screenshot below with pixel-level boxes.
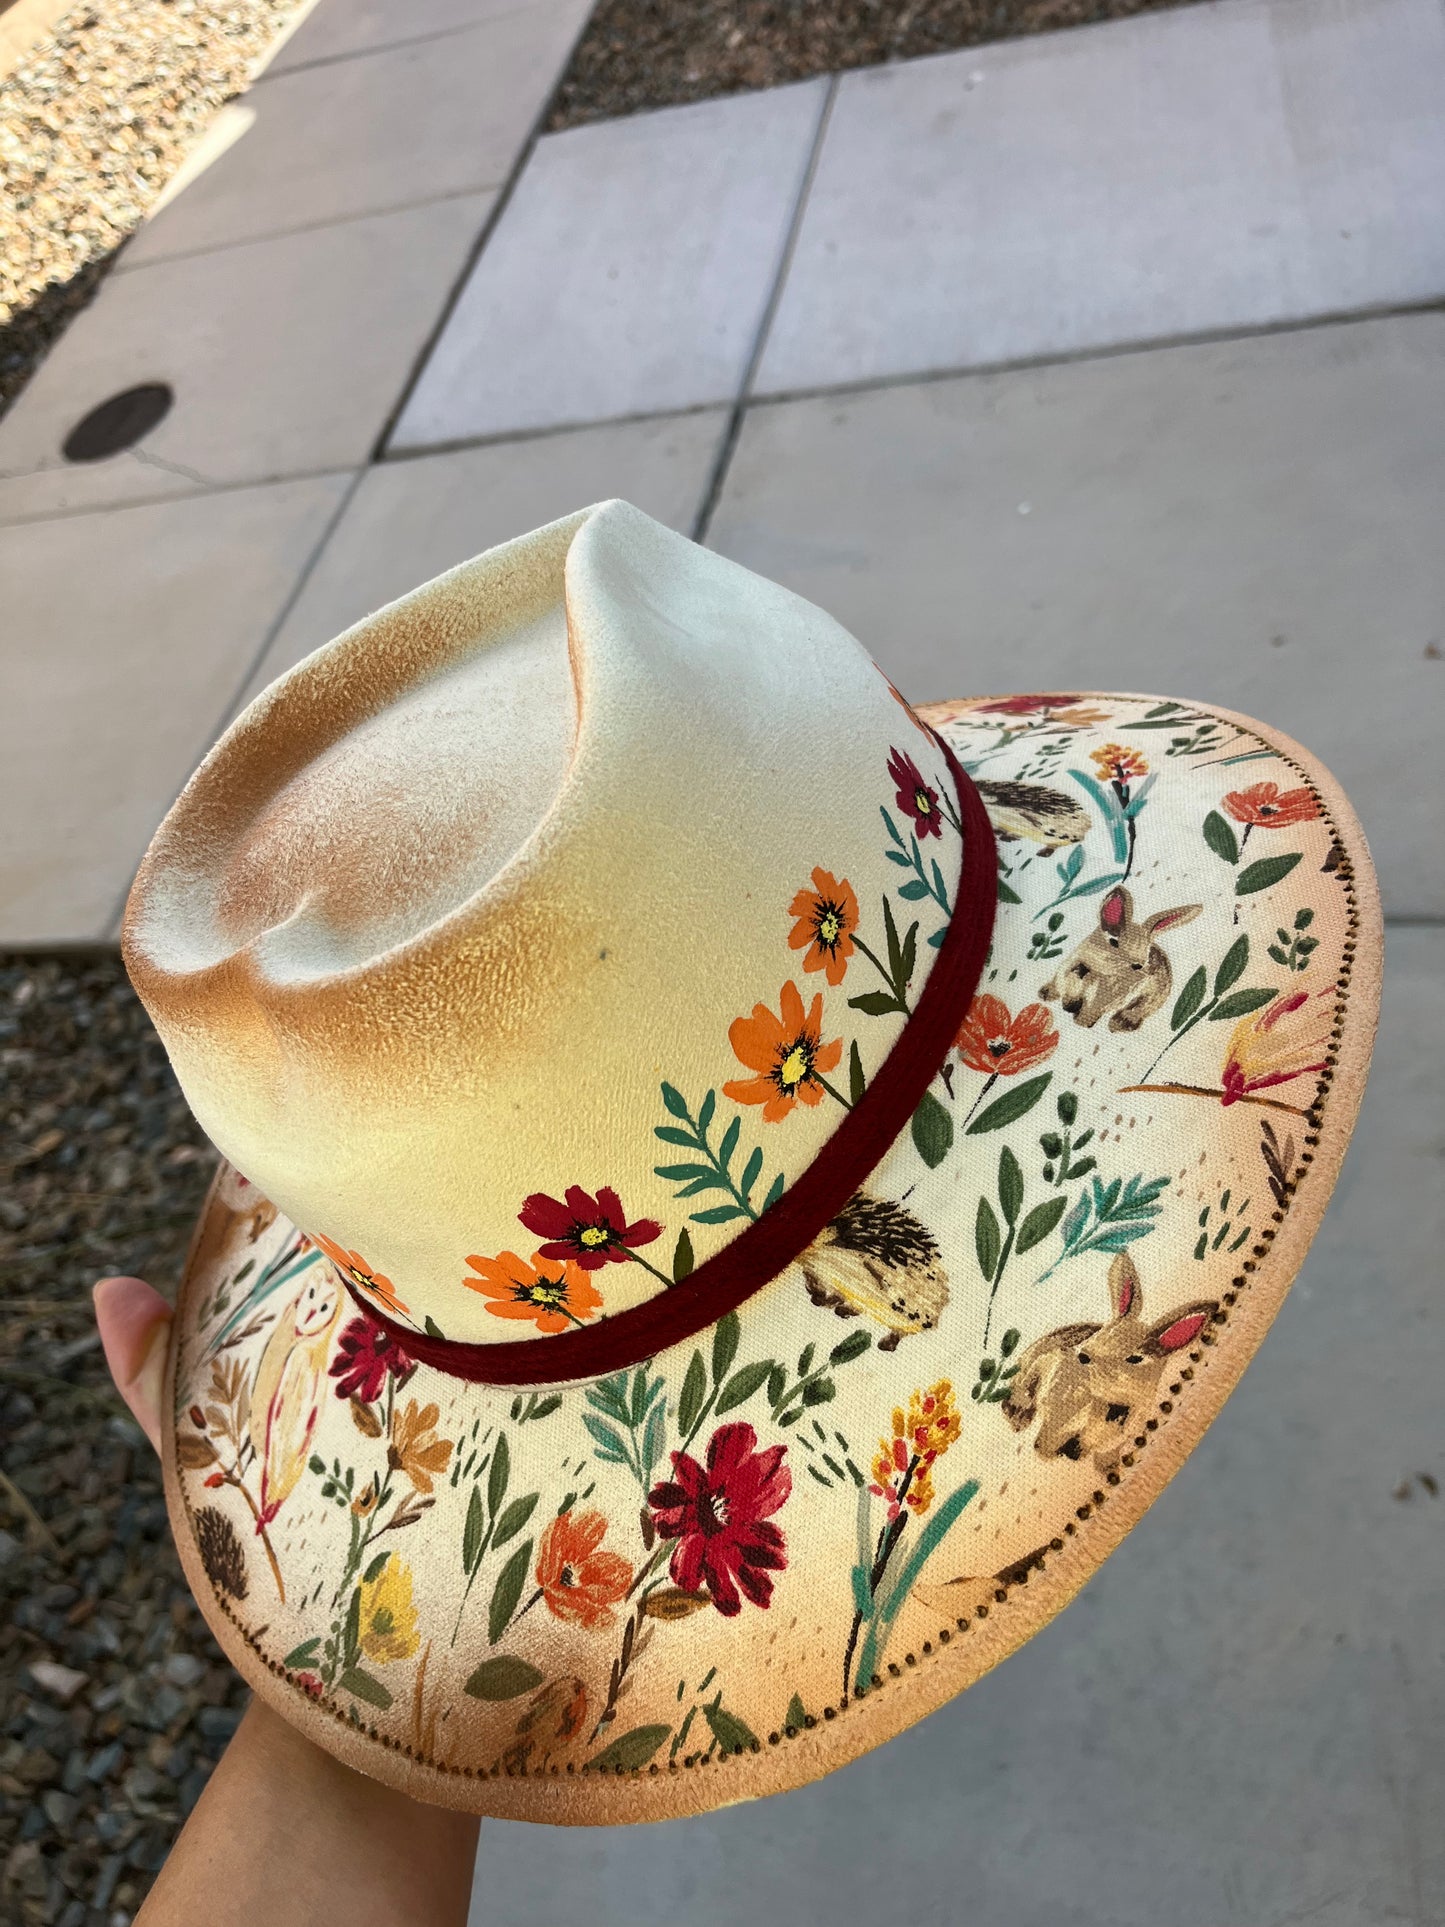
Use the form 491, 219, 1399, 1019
344, 729, 996, 1386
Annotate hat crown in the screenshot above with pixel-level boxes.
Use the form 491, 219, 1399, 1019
125, 502, 964, 1351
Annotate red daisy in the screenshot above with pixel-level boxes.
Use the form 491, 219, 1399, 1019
887, 746, 943, 840
648, 1422, 791, 1617
328, 1316, 413, 1403
518, 1184, 663, 1271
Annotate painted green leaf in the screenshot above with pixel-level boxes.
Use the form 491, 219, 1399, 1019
704, 1704, 758, 1755
660, 1083, 690, 1119
488, 1538, 532, 1646
282, 1638, 321, 1671
1203, 811, 1239, 865
672, 1228, 695, 1282
492, 1492, 538, 1551
1016, 1194, 1069, 1255
849, 991, 902, 1017
829, 1329, 872, 1366
1209, 987, 1279, 1022
588, 1725, 672, 1773
1171, 966, 1207, 1030
654, 1161, 718, 1183
717, 1115, 740, 1172
487, 1431, 510, 1519
740, 1145, 764, 1200
897, 879, 930, 901
997, 875, 1022, 905
462, 1483, 485, 1576
424, 1316, 446, 1340
998, 1145, 1024, 1226
337, 1667, 392, 1711
698, 1089, 716, 1133
966, 1072, 1052, 1135
717, 1361, 774, 1415
852, 1563, 874, 1616
581, 1415, 626, 1462
762, 1171, 786, 1211
849, 1039, 866, 1106
343, 1583, 362, 1670
975, 1195, 1002, 1282
464, 1656, 543, 1701
654, 1125, 697, 1149
712, 1312, 740, 1386
362, 1550, 390, 1585
911, 1088, 954, 1168
1235, 852, 1302, 895
784, 1693, 808, 1731
1213, 934, 1249, 996
690, 1204, 746, 1224
678, 1352, 707, 1436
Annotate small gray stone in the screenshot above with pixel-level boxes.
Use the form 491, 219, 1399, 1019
91, 1853, 124, 1910
195, 1706, 242, 1741
160, 1654, 204, 1690
27, 1659, 88, 1705
121, 1763, 160, 1803
42, 1788, 78, 1830
0, 1526, 21, 1569
61, 1749, 88, 1795
139, 1684, 187, 1732
93, 1809, 135, 1846
85, 1742, 123, 1784
178, 1763, 211, 1815
56, 1902, 86, 1927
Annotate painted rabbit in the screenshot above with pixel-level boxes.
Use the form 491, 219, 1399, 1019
1040, 885, 1201, 1031
1001, 1252, 1215, 1473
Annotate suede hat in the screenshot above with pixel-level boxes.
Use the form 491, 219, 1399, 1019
123, 501, 1380, 1821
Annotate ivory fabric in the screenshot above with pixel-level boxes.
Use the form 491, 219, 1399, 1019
129, 505, 1379, 1820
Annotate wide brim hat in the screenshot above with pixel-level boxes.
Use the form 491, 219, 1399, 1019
124, 501, 1380, 1822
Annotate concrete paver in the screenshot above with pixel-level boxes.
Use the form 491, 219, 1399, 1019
264, 0, 561, 75
709, 312, 1445, 919
0, 475, 351, 945
757, 0, 1445, 395
392, 81, 828, 447
238, 410, 729, 707
0, 195, 494, 519
469, 930, 1442, 1925
124, 2, 591, 266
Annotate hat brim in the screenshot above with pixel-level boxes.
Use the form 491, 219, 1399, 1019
161, 693, 1380, 1822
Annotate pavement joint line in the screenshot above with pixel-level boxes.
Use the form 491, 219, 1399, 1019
370, 0, 601, 464
251, 3, 557, 85
690, 74, 839, 547
96, 460, 373, 944
0, 463, 360, 531
111, 182, 510, 279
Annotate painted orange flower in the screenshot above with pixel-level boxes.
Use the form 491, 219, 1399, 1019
724, 981, 844, 1122
1221, 987, 1333, 1107
387, 1400, 453, 1494
463, 1249, 603, 1333
1089, 743, 1149, 785
1223, 781, 1320, 830
954, 995, 1058, 1077
314, 1233, 410, 1318
535, 1511, 633, 1630
787, 867, 859, 986
869, 1381, 961, 1521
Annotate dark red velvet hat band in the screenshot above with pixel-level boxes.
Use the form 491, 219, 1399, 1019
343, 729, 996, 1386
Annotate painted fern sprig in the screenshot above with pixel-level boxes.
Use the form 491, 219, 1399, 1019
1038, 1171, 1171, 1280
654, 1084, 785, 1227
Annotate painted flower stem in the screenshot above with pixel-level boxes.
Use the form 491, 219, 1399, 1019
815, 1073, 854, 1112
959, 1072, 998, 1130
850, 932, 911, 1013
625, 1248, 677, 1288
1119, 1082, 1311, 1115
220, 1470, 285, 1602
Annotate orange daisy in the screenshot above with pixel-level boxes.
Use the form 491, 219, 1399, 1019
954, 994, 1059, 1077
535, 1511, 633, 1631
1222, 781, 1320, 830
462, 1248, 603, 1333
724, 981, 844, 1122
314, 1232, 410, 1318
787, 867, 859, 986
1089, 743, 1149, 786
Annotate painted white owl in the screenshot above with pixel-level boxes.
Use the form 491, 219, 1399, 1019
247, 1270, 343, 1527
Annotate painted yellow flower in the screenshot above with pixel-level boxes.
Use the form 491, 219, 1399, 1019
871, 1381, 960, 1518
1089, 742, 1149, 785
358, 1554, 419, 1665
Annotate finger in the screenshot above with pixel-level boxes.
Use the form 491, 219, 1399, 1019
93, 1276, 173, 1454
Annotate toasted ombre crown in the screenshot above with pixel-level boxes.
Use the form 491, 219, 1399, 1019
124, 502, 963, 1347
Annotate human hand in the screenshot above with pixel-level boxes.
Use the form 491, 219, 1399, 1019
92, 1277, 480, 1927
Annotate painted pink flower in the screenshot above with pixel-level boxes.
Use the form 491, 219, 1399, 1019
975, 693, 1085, 715
649, 1422, 791, 1616
518, 1185, 662, 1270
888, 746, 943, 839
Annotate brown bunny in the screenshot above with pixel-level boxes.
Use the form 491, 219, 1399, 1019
1001, 1252, 1215, 1473
1040, 884, 1201, 1031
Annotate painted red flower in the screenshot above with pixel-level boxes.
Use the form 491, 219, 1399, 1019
518, 1185, 662, 1270
887, 746, 943, 839
954, 994, 1058, 1076
535, 1511, 633, 1630
648, 1422, 791, 1616
329, 1317, 413, 1403
1223, 782, 1320, 830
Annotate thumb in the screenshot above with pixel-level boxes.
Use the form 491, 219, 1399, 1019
93, 1276, 173, 1455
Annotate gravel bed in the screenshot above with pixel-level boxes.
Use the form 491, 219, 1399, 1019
547, 0, 1200, 129
0, 0, 304, 419
1, 951, 243, 1927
